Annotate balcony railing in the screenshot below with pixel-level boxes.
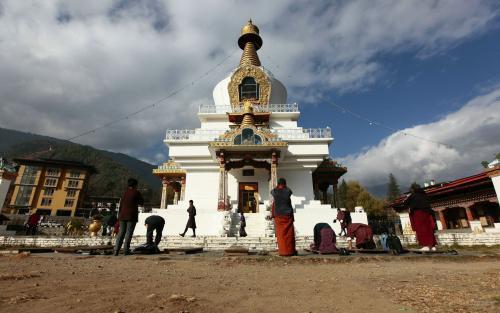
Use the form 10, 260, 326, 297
272, 128, 332, 139
165, 127, 331, 142
198, 103, 299, 114
165, 129, 226, 141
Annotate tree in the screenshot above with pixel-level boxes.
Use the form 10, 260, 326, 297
386, 173, 401, 202
337, 180, 347, 208
481, 161, 489, 168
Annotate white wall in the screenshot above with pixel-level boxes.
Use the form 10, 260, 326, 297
0, 178, 12, 209
184, 170, 219, 210
278, 169, 315, 207
491, 175, 500, 202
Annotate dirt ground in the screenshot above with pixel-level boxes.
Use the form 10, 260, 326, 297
0, 250, 499, 313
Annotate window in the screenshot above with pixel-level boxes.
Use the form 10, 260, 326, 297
234, 128, 263, 145
20, 166, 40, 185
14, 186, 34, 206
67, 180, 79, 188
239, 77, 259, 100
36, 209, 51, 216
56, 210, 72, 217
44, 188, 55, 196
69, 171, 80, 178
40, 198, 52, 206
64, 199, 75, 207
46, 168, 60, 177
44, 178, 57, 187
66, 189, 77, 198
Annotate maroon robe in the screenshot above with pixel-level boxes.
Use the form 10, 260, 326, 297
347, 223, 374, 249
272, 184, 296, 256
406, 191, 437, 247
410, 209, 437, 247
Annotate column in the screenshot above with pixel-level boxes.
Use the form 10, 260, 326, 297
332, 184, 339, 208
465, 206, 474, 221
160, 178, 169, 209
270, 152, 278, 188
438, 210, 447, 230
217, 152, 228, 211
180, 176, 186, 201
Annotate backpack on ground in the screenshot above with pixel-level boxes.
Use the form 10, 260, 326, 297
386, 235, 404, 255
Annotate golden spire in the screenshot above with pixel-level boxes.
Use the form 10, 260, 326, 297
241, 101, 255, 126
238, 19, 262, 66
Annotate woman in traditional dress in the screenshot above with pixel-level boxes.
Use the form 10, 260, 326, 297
239, 211, 247, 237
179, 200, 197, 237
270, 178, 297, 256
405, 184, 437, 251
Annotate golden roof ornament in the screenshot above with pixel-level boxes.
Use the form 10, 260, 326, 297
238, 19, 262, 66
241, 100, 256, 126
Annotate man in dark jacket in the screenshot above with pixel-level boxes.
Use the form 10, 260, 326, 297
114, 178, 144, 256
145, 215, 165, 246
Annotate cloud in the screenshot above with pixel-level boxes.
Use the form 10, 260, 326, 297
340, 86, 500, 189
0, 0, 498, 162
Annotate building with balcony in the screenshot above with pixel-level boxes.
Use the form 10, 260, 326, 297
7, 158, 96, 217
142, 20, 360, 237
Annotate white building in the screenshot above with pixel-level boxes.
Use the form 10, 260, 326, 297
136, 20, 367, 237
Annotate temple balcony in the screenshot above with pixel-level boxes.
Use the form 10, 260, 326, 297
198, 103, 299, 114
164, 127, 332, 143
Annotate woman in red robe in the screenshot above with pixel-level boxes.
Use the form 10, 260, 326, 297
405, 185, 437, 251
271, 178, 297, 256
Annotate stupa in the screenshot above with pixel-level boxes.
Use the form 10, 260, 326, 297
136, 20, 367, 236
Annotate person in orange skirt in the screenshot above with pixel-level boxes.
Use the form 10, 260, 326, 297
270, 178, 297, 256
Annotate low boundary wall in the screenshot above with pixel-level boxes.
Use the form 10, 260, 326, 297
1, 232, 500, 251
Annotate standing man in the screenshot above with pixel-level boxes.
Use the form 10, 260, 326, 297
145, 215, 165, 247
270, 178, 297, 256
179, 200, 196, 237
114, 178, 144, 256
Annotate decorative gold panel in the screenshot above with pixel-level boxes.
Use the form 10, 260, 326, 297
228, 66, 271, 108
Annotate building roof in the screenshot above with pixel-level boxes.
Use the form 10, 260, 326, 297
13, 158, 97, 174
389, 171, 494, 210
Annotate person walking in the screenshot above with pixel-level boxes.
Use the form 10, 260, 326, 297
405, 184, 437, 251
270, 178, 297, 256
145, 215, 165, 247
25, 211, 41, 235
179, 200, 196, 237
114, 178, 144, 256
239, 211, 247, 237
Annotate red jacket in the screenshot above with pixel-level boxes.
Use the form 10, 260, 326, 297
118, 188, 144, 222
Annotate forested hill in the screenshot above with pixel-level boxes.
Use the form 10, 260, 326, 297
0, 127, 160, 204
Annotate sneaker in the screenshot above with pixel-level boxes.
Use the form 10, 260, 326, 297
179, 233, 185, 237
113, 251, 119, 256
419, 246, 430, 251
190, 235, 196, 238
431, 247, 437, 251
124, 251, 132, 256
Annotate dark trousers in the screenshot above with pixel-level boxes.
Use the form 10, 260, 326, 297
114, 220, 136, 253
26, 225, 37, 236
146, 223, 164, 245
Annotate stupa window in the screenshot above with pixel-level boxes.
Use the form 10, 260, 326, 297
233, 128, 263, 145
239, 77, 259, 100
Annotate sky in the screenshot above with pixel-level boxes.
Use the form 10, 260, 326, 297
0, 0, 499, 193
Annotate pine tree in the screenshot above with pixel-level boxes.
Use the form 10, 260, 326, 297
386, 173, 401, 202
337, 179, 348, 208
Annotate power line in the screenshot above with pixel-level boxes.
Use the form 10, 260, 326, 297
66, 49, 238, 142
329, 101, 465, 151
17, 49, 238, 159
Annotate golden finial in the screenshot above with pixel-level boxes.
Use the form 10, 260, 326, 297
241, 100, 255, 126
238, 19, 262, 66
